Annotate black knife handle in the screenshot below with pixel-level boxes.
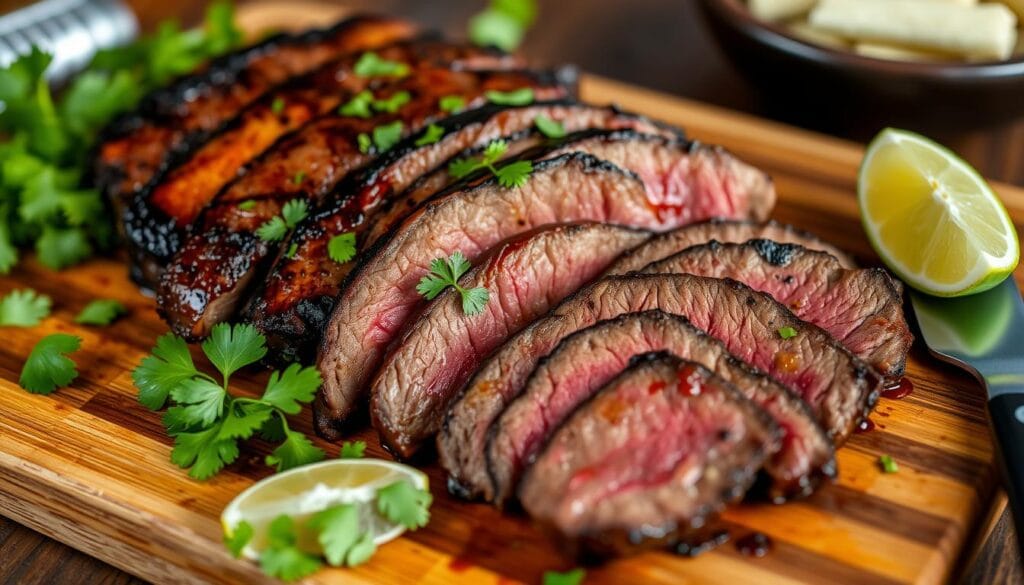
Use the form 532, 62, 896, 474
988, 392, 1024, 555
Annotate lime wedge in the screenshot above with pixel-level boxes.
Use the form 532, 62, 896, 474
858, 128, 1019, 297
221, 459, 428, 560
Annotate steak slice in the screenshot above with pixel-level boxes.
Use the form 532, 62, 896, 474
519, 353, 780, 557
316, 138, 776, 440
608, 219, 857, 274
371, 223, 650, 457
244, 104, 682, 362
94, 16, 416, 213
479, 310, 834, 505
156, 69, 570, 340
641, 240, 913, 382
445, 274, 878, 501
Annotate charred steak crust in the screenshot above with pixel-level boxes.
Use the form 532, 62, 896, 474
369, 223, 651, 458
94, 15, 417, 208
518, 352, 780, 557
243, 105, 684, 364
477, 310, 835, 505
641, 239, 913, 382
608, 218, 859, 274
156, 69, 572, 340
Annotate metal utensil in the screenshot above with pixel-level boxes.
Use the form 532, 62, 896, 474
911, 276, 1024, 553
0, 0, 137, 83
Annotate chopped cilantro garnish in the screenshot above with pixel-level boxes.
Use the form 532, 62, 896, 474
19, 333, 81, 394
377, 480, 432, 529
485, 87, 535, 106
0, 289, 52, 327
534, 115, 566, 138
260, 515, 323, 580
284, 242, 298, 259
777, 326, 798, 340
292, 171, 306, 185
469, 0, 538, 52
372, 121, 404, 153
271, 97, 285, 115
543, 568, 586, 585
309, 504, 376, 567
372, 91, 411, 114
416, 251, 490, 315
353, 52, 410, 78
238, 200, 257, 211
415, 124, 445, 147
448, 139, 532, 188
224, 520, 254, 559
439, 95, 466, 112
340, 440, 366, 458
74, 299, 127, 326
357, 133, 372, 154
328, 232, 357, 264
338, 90, 373, 118
256, 199, 308, 242
879, 454, 899, 473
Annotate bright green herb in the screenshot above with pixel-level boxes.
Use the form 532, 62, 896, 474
238, 200, 256, 211
132, 323, 325, 480
485, 87, 534, 106
414, 124, 445, 147
271, 97, 285, 115
879, 454, 899, 474
327, 232, 357, 264
224, 520, 254, 559
256, 199, 308, 242
534, 115, 566, 138
372, 121, 404, 153
19, 333, 81, 394
469, 0, 538, 52
439, 95, 466, 112
74, 299, 127, 326
291, 171, 305, 185
0, 2, 242, 274
777, 326, 798, 340
353, 52, 410, 78
416, 251, 490, 316
260, 515, 323, 581
0, 289, 52, 327
357, 133, 372, 154
338, 90, 373, 118
284, 242, 298, 259
543, 568, 586, 585
339, 440, 366, 459
377, 480, 432, 529
372, 91, 411, 114
448, 139, 533, 188
309, 504, 376, 567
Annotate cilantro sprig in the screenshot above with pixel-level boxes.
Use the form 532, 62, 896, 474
416, 251, 489, 316
469, 0, 538, 52
0, 2, 242, 273
353, 52, 411, 78
132, 323, 325, 480
19, 333, 81, 394
448, 139, 532, 188
327, 232, 357, 264
0, 289, 52, 327
357, 121, 404, 155
75, 299, 127, 326
256, 199, 308, 242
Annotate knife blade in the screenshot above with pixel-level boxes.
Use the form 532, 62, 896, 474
910, 276, 1024, 553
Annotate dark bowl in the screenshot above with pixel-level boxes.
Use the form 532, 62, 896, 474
697, 0, 1024, 134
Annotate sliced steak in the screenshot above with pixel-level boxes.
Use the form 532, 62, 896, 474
244, 104, 682, 362
156, 69, 570, 340
371, 223, 650, 457
641, 240, 912, 382
519, 353, 779, 557
94, 16, 416, 212
445, 274, 878, 500
477, 310, 834, 505
608, 219, 857, 274
316, 139, 776, 440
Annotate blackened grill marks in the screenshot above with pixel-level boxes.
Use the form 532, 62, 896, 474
156, 70, 572, 340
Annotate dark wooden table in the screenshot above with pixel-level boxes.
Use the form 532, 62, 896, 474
2, 0, 1022, 583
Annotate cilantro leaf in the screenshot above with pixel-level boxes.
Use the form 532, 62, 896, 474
260, 515, 323, 581
879, 454, 899, 473
415, 252, 489, 316
494, 160, 533, 188
439, 95, 466, 112
372, 121, 404, 153
340, 440, 366, 459
224, 520, 254, 559
543, 568, 586, 585
170, 422, 240, 480
201, 323, 267, 382
281, 199, 308, 227
74, 299, 126, 326
218, 402, 274, 440
203, 0, 244, 55
376, 480, 432, 529
266, 428, 326, 472
483, 139, 509, 161
238, 200, 256, 211
19, 333, 81, 394
36, 225, 92, 270
469, 0, 537, 52
256, 215, 288, 242
309, 504, 376, 567
0, 211, 18, 274
271, 97, 285, 115
0, 289, 52, 327
534, 115, 566, 138
169, 377, 228, 428
133, 333, 198, 410
353, 52, 410, 78
777, 326, 798, 339
461, 287, 491, 316
357, 133, 372, 154
414, 123, 445, 147
372, 90, 411, 114
328, 232, 357, 264
338, 90, 373, 118
485, 88, 534, 106
448, 157, 485, 180
291, 171, 305, 186
261, 363, 321, 415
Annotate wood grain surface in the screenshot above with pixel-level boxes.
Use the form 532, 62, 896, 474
0, 65, 1022, 583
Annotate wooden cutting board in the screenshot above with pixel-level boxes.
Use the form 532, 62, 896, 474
2, 9, 1024, 584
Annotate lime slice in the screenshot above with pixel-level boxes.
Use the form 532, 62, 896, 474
221, 459, 428, 560
858, 128, 1019, 297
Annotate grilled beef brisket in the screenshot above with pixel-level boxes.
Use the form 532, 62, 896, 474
156, 69, 571, 339
519, 353, 779, 556
94, 16, 416, 215
641, 240, 912, 381
480, 310, 834, 504
371, 224, 650, 457
245, 107, 682, 362
608, 219, 858, 274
